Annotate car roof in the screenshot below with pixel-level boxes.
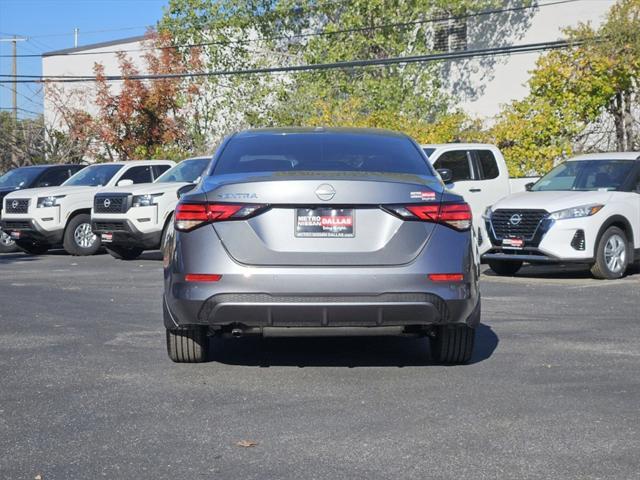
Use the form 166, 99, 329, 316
568, 152, 640, 161
421, 143, 496, 149
235, 127, 407, 139
85, 160, 174, 166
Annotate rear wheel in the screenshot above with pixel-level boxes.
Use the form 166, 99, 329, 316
0, 230, 17, 253
591, 226, 629, 280
488, 259, 522, 276
16, 240, 49, 255
166, 327, 209, 363
430, 325, 475, 364
106, 245, 144, 260
63, 213, 100, 256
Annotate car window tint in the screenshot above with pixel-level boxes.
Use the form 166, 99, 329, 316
433, 151, 472, 182
35, 168, 71, 187
119, 165, 153, 184
213, 133, 433, 176
152, 164, 171, 180
476, 150, 499, 180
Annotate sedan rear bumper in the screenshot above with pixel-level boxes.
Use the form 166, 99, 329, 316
164, 292, 479, 330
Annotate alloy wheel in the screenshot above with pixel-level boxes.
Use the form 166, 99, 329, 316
0, 230, 15, 247
604, 233, 626, 274
74, 222, 97, 249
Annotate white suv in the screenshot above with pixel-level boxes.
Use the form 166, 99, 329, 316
483, 152, 640, 279
91, 157, 211, 260
1, 160, 174, 256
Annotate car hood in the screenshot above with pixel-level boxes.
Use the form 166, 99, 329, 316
492, 190, 614, 212
97, 181, 190, 196
4, 185, 103, 199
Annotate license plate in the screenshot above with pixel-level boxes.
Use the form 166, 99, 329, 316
10, 231, 20, 239
295, 208, 354, 238
502, 237, 524, 249
101, 233, 113, 243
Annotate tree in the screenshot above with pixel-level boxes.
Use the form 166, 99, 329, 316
92, 31, 203, 160
160, 0, 500, 137
492, 0, 640, 175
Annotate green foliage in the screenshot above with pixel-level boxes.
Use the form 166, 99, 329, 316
492, 0, 640, 175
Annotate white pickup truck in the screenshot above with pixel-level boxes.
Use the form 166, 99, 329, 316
421, 143, 538, 254
1, 160, 175, 256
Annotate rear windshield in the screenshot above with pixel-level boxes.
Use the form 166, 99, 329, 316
213, 133, 432, 176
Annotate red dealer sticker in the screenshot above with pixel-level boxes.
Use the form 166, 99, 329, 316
296, 208, 354, 238
410, 191, 436, 201
502, 237, 524, 249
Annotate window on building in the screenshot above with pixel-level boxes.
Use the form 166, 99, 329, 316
434, 18, 467, 52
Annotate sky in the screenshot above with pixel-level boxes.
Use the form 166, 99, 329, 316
0, 0, 169, 118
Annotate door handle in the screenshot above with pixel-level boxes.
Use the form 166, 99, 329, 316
469, 188, 482, 192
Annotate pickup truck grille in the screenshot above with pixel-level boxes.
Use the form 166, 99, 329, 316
2, 220, 32, 230
4, 198, 29, 214
93, 221, 128, 232
490, 209, 548, 240
94, 194, 129, 214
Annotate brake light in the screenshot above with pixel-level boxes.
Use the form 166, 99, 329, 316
388, 202, 472, 231
175, 202, 266, 231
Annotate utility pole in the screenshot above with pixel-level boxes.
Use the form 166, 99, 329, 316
74, 28, 79, 48
0, 35, 27, 165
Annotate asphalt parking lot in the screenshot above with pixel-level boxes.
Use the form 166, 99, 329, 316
1, 251, 639, 479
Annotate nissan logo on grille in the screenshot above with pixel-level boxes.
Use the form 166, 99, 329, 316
11, 200, 18, 209
315, 184, 336, 201
509, 214, 523, 226
103, 198, 111, 209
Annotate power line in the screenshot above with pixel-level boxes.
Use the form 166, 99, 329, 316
0, 0, 582, 59
0, 39, 580, 84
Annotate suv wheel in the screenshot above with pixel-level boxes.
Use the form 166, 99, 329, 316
430, 325, 475, 364
487, 259, 522, 276
0, 230, 17, 253
63, 213, 101, 256
591, 226, 629, 279
106, 245, 144, 260
166, 327, 209, 363
16, 240, 49, 255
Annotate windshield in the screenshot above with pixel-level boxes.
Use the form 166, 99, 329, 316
532, 160, 636, 192
0, 167, 43, 189
213, 133, 432, 176
63, 164, 123, 187
155, 158, 210, 183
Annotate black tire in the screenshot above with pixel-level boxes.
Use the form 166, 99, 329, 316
166, 327, 209, 363
488, 259, 522, 276
106, 245, 144, 260
591, 226, 629, 280
0, 230, 18, 253
15, 240, 49, 255
63, 213, 101, 256
430, 325, 475, 364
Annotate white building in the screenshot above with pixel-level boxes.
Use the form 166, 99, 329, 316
42, 0, 615, 134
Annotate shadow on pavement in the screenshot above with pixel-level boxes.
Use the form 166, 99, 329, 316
209, 323, 498, 368
482, 263, 640, 280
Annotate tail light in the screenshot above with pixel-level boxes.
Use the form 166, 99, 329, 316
385, 202, 472, 231
175, 202, 266, 232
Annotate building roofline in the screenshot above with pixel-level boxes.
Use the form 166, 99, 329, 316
42, 34, 147, 57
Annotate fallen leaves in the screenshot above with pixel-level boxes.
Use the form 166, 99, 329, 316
236, 440, 258, 448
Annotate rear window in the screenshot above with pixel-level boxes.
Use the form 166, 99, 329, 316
213, 133, 432, 176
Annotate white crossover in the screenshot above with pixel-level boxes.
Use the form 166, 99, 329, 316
482, 152, 640, 279
1, 160, 174, 256
91, 157, 211, 260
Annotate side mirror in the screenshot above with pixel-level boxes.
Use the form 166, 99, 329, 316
525, 182, 535, 191
117, 179, 134, 187
177, 183, 196, 198
437, 168, 453, 184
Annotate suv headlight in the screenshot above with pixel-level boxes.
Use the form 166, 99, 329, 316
549, 204, 604, 220
37, 195, 65, 208
132, 193, 163, 207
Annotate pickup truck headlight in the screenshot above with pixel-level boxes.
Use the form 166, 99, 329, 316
549, 204, 604, 220
132, 193, 163, 208
37, 195, 65, 208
